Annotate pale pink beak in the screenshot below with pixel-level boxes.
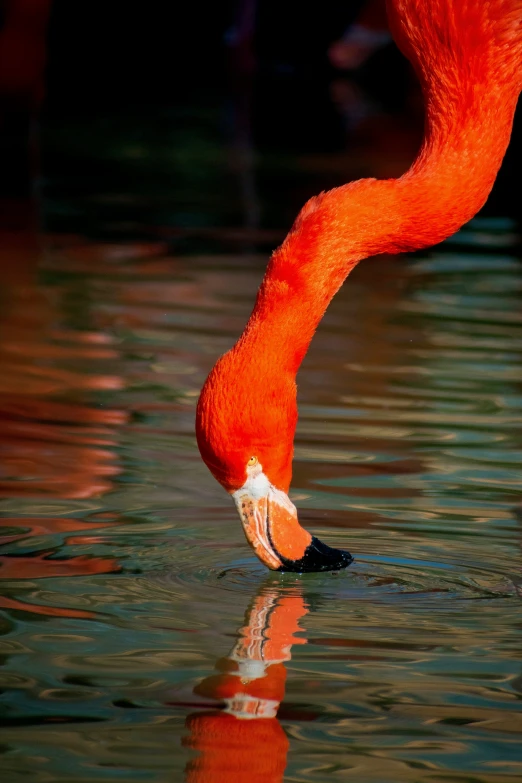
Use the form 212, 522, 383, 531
233, 483, 353, 572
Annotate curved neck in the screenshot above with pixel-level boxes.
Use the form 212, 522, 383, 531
232, 1, 522, 375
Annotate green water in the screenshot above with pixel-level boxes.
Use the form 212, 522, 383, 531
1, 110, 522, 782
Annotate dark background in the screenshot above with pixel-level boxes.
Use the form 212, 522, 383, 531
43, 1, 522, 217
2, 0, 520, 221
45, 2, 356, 109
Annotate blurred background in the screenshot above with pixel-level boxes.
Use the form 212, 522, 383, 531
3, 0, 521, 229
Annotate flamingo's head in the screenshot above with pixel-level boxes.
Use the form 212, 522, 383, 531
196, 350, 352, 573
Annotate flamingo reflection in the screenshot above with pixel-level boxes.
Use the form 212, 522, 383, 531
184, 587, 308, 782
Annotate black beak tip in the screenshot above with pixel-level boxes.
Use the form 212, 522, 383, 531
276, 536, 354, 574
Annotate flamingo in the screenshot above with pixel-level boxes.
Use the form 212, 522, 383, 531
196, 0, 522, 572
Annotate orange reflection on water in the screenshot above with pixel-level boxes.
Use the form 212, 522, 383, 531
0, 200, 126, 618
0, 200, 127, 499
0, 515, 120, 618
184, 590, 308, 783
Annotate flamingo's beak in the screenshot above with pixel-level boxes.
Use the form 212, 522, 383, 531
232, 477, 353, 572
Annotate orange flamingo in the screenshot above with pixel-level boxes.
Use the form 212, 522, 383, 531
196, 0, 522, 571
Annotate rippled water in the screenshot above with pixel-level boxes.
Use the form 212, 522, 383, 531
1, 115, 522, 782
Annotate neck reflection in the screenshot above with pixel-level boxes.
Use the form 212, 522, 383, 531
184, 585, 308, 782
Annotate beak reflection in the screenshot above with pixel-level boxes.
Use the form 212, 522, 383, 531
184, 587, 308, 783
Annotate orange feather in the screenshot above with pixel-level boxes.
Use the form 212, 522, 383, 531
197, 0, 522, 514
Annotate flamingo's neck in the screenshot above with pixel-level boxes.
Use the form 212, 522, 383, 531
231, 1, 522, 376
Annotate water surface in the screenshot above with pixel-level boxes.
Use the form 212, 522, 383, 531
1, 113, 522, 782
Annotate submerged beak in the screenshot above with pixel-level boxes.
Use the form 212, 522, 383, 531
232, 478, 353, 573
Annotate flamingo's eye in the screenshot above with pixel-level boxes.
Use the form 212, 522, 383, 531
247, 456, 258, 467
